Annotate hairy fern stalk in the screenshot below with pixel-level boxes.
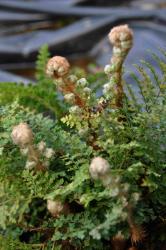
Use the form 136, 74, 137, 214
0, 25, 165, 250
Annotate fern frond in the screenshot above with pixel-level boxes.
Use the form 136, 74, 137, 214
0, 45, 66, 118
140, 59, 161, 90
126, 50, 166, 112
134, 64, 157, 102
130, 71, 149, 112
0, 235, 45, 250
36, 44, 50, 83
0, 82, 63, 117
151, 52, 166, 85
125, 83, 140, 110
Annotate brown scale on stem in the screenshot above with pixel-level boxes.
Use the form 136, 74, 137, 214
89, 25, 133, 115
45, 27, 133, 151
61, 78, 86, 108
111, 233, 127, 250
108, 26, 145, 247
46, 56, 100, 150
46, 55, 86, 109
106, 24, 133, 108
127, 204, 146, 246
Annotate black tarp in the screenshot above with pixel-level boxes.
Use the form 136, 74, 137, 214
0, 0, 165, 83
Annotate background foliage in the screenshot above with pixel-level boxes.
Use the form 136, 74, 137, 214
0, 45, 165, 250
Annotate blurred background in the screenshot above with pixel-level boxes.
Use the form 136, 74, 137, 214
0, 0, 166, 84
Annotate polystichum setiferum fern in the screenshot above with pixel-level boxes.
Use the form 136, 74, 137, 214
0, 25, 165, 250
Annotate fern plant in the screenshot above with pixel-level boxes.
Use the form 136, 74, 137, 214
0, 45, 65, 118
0, 25, 165, 250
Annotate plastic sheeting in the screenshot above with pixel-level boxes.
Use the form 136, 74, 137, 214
0, 0, 165, 83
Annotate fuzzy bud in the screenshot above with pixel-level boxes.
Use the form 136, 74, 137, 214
47, 199, 69, 217
110, 187, 119, 197
44, 148, 54, 159
77, 78, 88, 87
46, 56, 70, 78
108, 24, 133, 47
120, 197, 128, 208
69, 105, 82, 115
104, 64, 112, 74
25, 161, 36, 170
64, 93, 75, 104
103, 83, 112, 95
67, 74, 78, 83
11, 123, 33, 147
89, 157, 110, 180
132, 192, 140, 203
47, 200, 64, 217
37, 141, 46, 153
83, 87, 91, 95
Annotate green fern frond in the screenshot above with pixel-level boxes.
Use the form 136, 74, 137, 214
125, 83, 140, 110
151, 51, 166, 85
0, 35, 166, 250
126, 50, 166, 112
140, 59, 161, 90
0, 235, 46, 250
0, 82, 63, 117
0, 45, 66, 118
36, 44, 50, 83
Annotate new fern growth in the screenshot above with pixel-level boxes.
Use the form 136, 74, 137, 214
0, 25, 165, 250
0, 45, 64, 118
